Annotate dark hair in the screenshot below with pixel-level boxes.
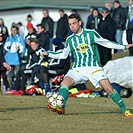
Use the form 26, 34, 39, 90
43, 8, 49, 13
36, 23, 45, 29
11, 26, 19, 31
71, 9, 77, 13
59, 9, 64, 13
68, 13, 81, 21
27, 14, 32, 18
30, 38, 39, 44
113, 0, 120, 4
17, 22, 22, 26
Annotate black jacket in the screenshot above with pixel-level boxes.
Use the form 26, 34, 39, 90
98, 14, 116, 41
41, 16, 54, 38
111, 6, 126, 30
86, 14, 101, 31
36, 31, 50, 51
56, 14, 68, 42
0, 25, 9, 43
27, 46, 48, 69
0, 42, 6, 71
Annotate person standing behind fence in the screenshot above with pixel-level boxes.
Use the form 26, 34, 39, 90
56, 9, 68, 42
125, 0, 133, 56
4, 26, 26, 89
41, 9, 54, 51
111, 0, 126, 53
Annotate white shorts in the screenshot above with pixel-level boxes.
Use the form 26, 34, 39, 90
65, 66, 108, 88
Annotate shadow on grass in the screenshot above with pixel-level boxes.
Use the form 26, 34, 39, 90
67, 108, 133, 115
0, 106, 47, 112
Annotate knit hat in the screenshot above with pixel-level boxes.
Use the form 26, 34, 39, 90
26, 22, 34, 29
53, 37, 62, 45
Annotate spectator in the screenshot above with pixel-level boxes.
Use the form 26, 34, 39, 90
0, 18, 9, 42
25, 22, 37, 63
13, 38, 48, 91
86, 6, 96, 28
56, 9, 68, 42
97, 7, 116, 66
36, 23, 50, 51
105, 2, 113, 13
111, 0, 126, 52
125, 0, 133, 55
41, 9, 54, 51
17, 22, 25, 39
0, 34, 11, 91
26, 14, 38, 30
86, 7, 101, 31
4, 26, 26, 88
24, 14, 38, 37
11, 22, 17, 27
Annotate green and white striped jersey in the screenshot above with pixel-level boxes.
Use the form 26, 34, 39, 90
48, 29, 126, 68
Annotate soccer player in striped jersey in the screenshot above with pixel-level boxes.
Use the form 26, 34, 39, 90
43, 13, 133, 118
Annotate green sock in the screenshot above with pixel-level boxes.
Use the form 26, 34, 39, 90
59, 86, 69, 109
109, 90, 127, 114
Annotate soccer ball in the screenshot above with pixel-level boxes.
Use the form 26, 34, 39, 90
48, 94, 64, 109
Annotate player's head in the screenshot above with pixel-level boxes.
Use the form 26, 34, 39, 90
68, 13, 82, 34
30, 38, 39, 51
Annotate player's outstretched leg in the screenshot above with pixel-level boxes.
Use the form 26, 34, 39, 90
109, 90, 133, 118
47, 86, 69, 114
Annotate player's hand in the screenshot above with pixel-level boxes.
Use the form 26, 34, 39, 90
41, 51, 48, 58
126, 44, 133, 49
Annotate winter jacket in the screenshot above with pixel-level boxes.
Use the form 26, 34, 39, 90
0, 42, 6, 71
26, 46, 47, 69
41, 16, 54, 38
56, 14, 68, 42
98, 14, 116, 41
111, 6, 126, 30
4, 34, 26, 65
36, 31, 50, 51
86, 15, 101, 31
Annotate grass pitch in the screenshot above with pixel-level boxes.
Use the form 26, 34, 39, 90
0, 93, 133, 133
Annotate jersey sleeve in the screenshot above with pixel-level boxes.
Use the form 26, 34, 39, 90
93, 30, 126, 50
48, 42, 71, 59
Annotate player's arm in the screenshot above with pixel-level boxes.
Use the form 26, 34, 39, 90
94, 30, 133, 50
42, 45, 70, 59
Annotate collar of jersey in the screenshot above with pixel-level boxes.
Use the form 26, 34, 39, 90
75, 28, 83, 36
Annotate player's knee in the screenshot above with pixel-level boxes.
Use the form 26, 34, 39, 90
106, 87, 114, 94
60, 80, 67, 87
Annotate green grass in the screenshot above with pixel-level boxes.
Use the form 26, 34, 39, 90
0, 93, 133, 133
0, 50, 132, 133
